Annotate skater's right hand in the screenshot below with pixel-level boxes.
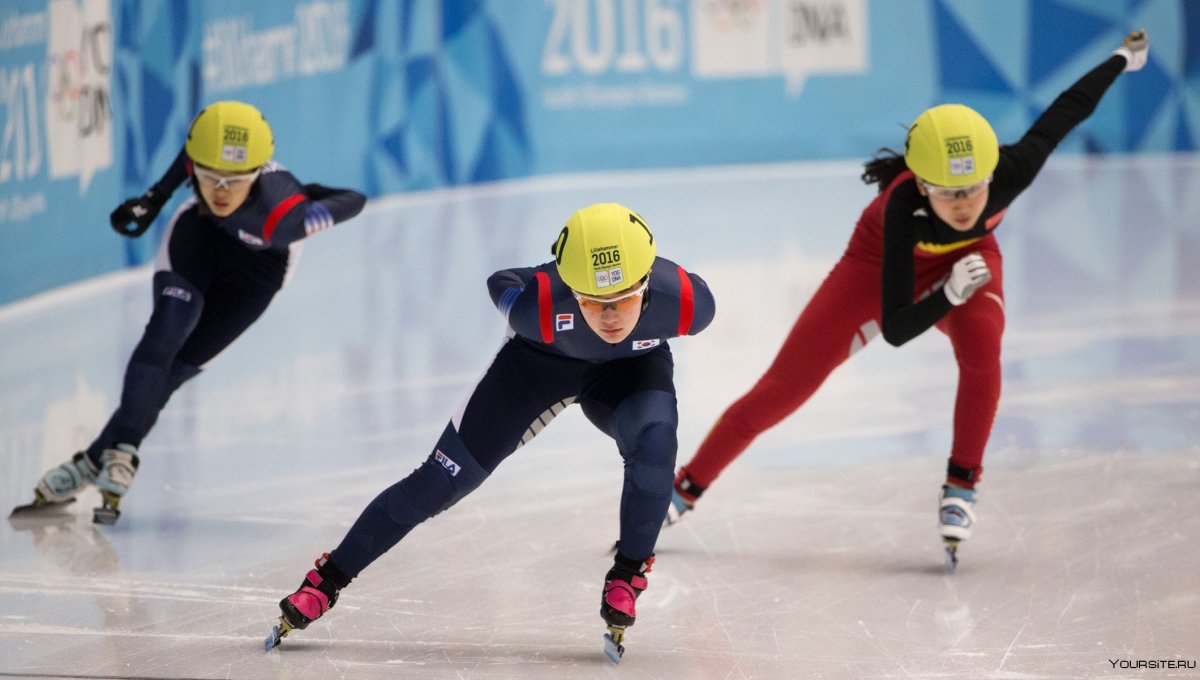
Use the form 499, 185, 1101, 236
1112, 28, 1148, 72
110, 189, 166, 238
944, 252, 991, 306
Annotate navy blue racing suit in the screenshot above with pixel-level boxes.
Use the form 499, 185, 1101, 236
86, 150, 365, 463
329, 256, 715, 576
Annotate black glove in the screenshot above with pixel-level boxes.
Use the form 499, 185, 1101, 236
110, 189, 167, 238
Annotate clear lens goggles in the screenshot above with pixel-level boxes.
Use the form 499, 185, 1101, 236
921, 175, 992, 201
194, 166, 261, 190
573, 277, 649, 312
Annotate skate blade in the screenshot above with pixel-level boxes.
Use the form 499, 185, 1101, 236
10, 497, 76, 519
265, 617, 295, 652
93, 492, 122, 526
10, 499, 77, 529
93, 506, 121, 525
943, 538, 960, 571
603, 625, 626, 663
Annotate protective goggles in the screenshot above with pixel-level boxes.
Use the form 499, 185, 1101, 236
573, 277, 649, 312
921, 175, 991, 201
193, 165, 262, 190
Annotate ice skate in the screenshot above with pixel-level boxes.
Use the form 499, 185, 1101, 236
600, 554, 653, 663
266, 553, 347, 651
10, 452, 99, 518
91, 445, 140, 525
939, 484, 976, 570
664, 469, 704, 526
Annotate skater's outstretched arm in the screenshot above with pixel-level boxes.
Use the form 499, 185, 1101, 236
298, 182, 367, 236
212, 165, 366, 249
881, 29, 1149, 346
992, 29, 1149, 203
110, 148, 190, 238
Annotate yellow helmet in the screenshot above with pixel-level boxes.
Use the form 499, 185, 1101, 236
185, 101, 274, 171
904, 104, 998, 187
551, 203, 656, 295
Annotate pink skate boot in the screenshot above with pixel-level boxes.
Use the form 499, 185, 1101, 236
265, 553, 350, 651
601, 554, 654, 662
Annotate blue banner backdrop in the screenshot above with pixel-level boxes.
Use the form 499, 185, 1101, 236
1, 0, 1196, 303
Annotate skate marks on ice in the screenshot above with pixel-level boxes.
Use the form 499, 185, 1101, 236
0, 449, 701, 678
0, 156, 1197, 678
651, 448, 1200, 679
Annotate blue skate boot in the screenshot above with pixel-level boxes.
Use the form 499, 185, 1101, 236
664, 468, 705, 526
939, 484, 976, 570
92, 445, 140, 525
10, 452, 100, 518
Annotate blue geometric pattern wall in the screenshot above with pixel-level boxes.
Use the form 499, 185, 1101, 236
352, 0, 530, 197
2, 0, 1197, 304
111, 1, 196, 265
933, 0, 1194, 152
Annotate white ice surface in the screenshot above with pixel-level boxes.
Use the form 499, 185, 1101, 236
1, 155, 1197, 679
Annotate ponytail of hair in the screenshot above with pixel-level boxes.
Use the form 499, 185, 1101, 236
861, 148, 908, 193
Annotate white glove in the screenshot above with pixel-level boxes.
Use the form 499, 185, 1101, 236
944, 253, 992, 306
1112, 29, 1148, 72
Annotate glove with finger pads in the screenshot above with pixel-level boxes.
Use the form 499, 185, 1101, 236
944, 252, 992, 306
110, 189, 167, 238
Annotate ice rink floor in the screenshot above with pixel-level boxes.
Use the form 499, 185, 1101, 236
1, 155, 1197, 679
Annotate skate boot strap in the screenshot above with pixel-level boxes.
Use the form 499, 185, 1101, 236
940, 501, 972, 523
941, 484, 976, 503
313, 552, 352, 589
607, 571, 648, 593
305, 569, 341, 604
96, 445, 141, 496
611, 553, 654, 575
76, 452, 102, 478
602, 569, 649, 626
946, 462, 980, 486
284, 570, 339, 624
603, 579, 643, 617
35, 452, 101, 502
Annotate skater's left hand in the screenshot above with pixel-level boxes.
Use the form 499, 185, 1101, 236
1112, 29, 1148, 72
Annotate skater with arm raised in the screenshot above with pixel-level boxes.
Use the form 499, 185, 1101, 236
666, 30, 1149, 568
12, 101, 365, 524
266, 203, 715, 661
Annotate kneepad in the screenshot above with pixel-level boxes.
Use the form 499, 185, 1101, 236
611, 390, 678, 459
612, 391, 678, 492
385, 423, 489, 528
621, 421, 677, 493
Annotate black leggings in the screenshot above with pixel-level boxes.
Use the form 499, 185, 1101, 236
330, 337, 680, 577
87, 209, 287, 461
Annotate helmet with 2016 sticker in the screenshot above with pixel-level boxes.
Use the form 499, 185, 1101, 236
185, 101, 274, 171
551, 203, 657, 296
904, 104, 998, 188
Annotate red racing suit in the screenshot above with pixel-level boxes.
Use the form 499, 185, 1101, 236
684, 53, 1130, 490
